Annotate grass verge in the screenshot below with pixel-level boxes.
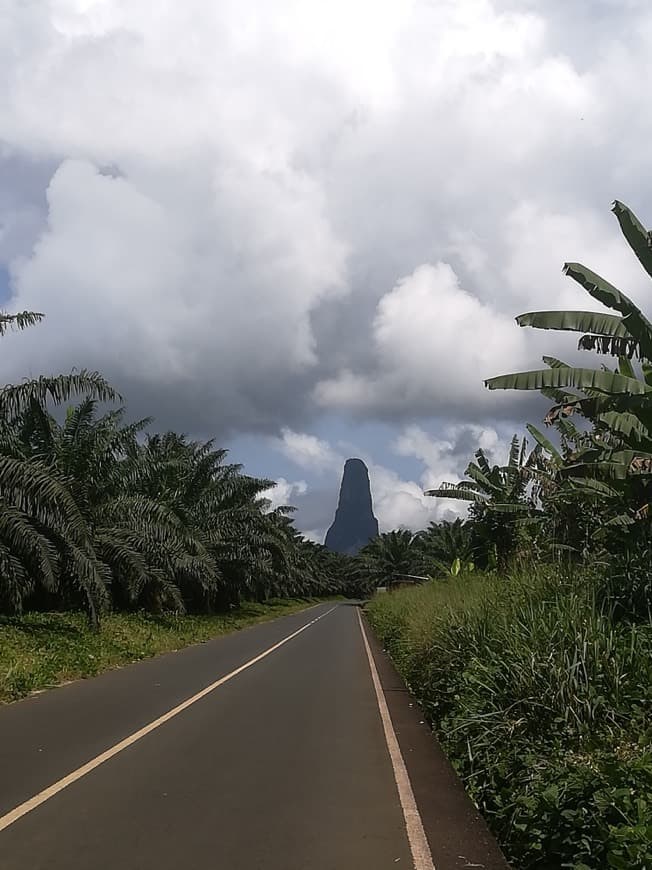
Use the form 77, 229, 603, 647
0, 598, 330, 704
366, 572, 652, 870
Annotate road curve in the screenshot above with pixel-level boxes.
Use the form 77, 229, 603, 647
0, 602, 508, 870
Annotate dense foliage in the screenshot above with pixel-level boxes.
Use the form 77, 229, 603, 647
367, 573, 652, 870
363, 200, 652, 868
0, 313, 353, 626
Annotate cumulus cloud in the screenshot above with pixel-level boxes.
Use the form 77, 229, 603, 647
314, 262, 530, 418
368, 463, 463, 531
3, 153, 347, 431
261, 477, 308, 511
393, 423, 502, 490
272, 424, 503, 534
272, 428, 343, 474
1, 0, 652, 442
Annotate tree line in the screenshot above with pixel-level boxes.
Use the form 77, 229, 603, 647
0, 316, 356, 628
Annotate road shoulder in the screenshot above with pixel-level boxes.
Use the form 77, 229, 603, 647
362, 608, 511, 870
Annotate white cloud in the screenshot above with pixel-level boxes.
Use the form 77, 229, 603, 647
261, 477, 308, 511
315, 262, 529, 416
377, 421, 514, 527
4, 156, 347, 428
1, 0, 652, 439
393, 422, 501, 490
300, 528, 327, 544
501, 202, 652, 313
273, 428, 343, 474
368, 463, 465, 532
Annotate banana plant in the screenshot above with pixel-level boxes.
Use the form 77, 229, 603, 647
425, 435, 533, 511
425, 435, 540, 569
484, 200, 652, 516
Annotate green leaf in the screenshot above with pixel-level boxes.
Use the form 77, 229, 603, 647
578, 333, 641, 358
508, 434, 520, 468
563, 262, 652, 359
542, 355, 572, 369
567, 477, 620, 498
488, 502, 535, 514
485, 367, 648, 395
643, 362, 652, 386
526, 424, 562, 465
596, 410, 648, 443
540, 387, 582, 404
604, 513, 636, 527
425, 485, 487, 503
474, 447, 492, 477
618, 356, 636, 379
517, 310, 629, 337
612, 199, 652, 279
466, 463, 502, 495
0, 371, 122, 419
0, 311, 44, 336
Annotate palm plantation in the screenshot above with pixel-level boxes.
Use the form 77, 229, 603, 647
0, 313, 345, 627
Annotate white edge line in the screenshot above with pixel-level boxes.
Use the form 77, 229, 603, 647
0, 604, 338, 834
357, 608, 436, 870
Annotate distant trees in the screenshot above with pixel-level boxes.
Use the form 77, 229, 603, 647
0, 311, 351, 627
353, 530, 420, 590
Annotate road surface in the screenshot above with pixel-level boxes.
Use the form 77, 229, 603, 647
0, 603, 508, 869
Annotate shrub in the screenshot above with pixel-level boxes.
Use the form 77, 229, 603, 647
367, 571, 652, 868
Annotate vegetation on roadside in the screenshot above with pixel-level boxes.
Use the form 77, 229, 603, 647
368, 575, 652, 869
0, 312, 361, 630
0, 598, 326, 703
363, 200, 652, 868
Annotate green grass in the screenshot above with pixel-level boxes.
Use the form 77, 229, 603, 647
367, 571, 652, 870
0, 598, 329, 704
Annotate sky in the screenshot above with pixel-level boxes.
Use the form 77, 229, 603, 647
2, 0, 652, 541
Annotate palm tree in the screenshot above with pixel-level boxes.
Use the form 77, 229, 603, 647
425, 436, 537, 569
414, 518, 476, 575
354, 529, 422, 590
0, 311, 121, 627
485, 200, 652, 521
0, 308, 349, 623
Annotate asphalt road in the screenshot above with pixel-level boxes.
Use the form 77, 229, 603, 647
0, 602, 509, 870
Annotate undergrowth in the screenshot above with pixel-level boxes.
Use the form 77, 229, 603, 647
367, 571, 652, 869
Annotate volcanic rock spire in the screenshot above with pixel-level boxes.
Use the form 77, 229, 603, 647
324, 458, 379, 555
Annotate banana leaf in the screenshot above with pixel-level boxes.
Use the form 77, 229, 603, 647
486, 367, 648, 395
425, 485, 487, 503
563, 262, 652, 360
526, 423, 563, 465
517, 310, 629, 337
612, 200, 652, 280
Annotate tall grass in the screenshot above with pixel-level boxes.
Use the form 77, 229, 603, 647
367, 571, 652, 869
